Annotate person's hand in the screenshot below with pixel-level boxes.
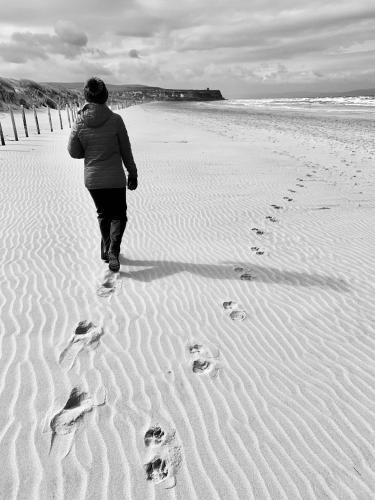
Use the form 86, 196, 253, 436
128, 175, 138, 190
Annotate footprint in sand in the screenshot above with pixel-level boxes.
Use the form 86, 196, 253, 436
283, 197, 293, 202
193, 359, 213, 374
222, 301, 247, 321
145, 426, 168, 447
288, 189, 296, 193
270, 204, 283, 210
233, 266, 254, 281
144, 447, 182, 487
223, 300, 240, 311
143, 422, 181, 488
47, 386, 106, 458
59, 321, 104, 371
251, 246, 264, 255
229, 310, 247, 320
145, 456, 169, 483
296, 183, 304, 187
240, 272, 254, 280
96, 269, 119, 298
188, 342, 204, 353
265, 215, 278, 223
187, 342, 220, 377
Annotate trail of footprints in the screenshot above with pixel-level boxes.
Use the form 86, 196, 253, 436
47, 297, 225, 487
143, 423, 182, 487
141, 342, 221, 485
187, 342, 220, 377
45, 322, 106, 459
223, 156, 330, 322
49, 316, 190, 487
41, 137, 369, 492
48, 312, 226, 486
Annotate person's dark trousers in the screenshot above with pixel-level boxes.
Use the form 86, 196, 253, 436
88, 188, 127, 259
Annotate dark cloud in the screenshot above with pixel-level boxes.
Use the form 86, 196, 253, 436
128, 49, 140, 59
54, 20, 88, 46
0, 23, 89, 64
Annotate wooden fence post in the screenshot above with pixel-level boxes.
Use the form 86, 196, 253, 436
8, 106, 18, 141
0, 121, 5, 145
21, 105, 29, 137
58, 105, 63, 129
66, 104, 71, 128
33, 106, 40, 134
47, 106, 53, 132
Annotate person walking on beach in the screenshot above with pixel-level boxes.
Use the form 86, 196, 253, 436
68, 77, 138, 272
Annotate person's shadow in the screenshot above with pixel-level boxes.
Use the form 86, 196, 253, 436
118, 257, 349, 292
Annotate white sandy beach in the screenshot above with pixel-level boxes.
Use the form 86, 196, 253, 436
1, 101, 375, 499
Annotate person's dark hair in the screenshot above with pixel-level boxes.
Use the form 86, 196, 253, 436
84, 77, 108, 104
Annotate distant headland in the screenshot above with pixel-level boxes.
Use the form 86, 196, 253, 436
0, 77, 224, 110
48, 82, 225, 102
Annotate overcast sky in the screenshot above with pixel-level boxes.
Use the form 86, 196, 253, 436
0, 0, 374, 97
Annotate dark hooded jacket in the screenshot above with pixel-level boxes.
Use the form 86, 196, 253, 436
67, 103, 137, 189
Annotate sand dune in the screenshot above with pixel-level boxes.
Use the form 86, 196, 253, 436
0, 101, 375, 499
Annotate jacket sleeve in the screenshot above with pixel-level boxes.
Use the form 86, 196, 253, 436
67, 122, 85, 159
116, 115, 137, 177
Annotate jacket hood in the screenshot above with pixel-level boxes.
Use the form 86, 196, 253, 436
78, 103, 113, 128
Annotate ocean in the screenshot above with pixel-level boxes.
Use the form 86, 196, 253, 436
195, 96, 375, 121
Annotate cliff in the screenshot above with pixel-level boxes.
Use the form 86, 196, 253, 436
48, 82, 225, 102
143, 88, 224, 101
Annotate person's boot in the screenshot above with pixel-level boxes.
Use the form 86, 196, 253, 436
108, 218, 127, 270
108, 251, 120, 272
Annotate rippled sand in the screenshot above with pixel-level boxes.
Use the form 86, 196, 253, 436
1, 102, 375, 499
